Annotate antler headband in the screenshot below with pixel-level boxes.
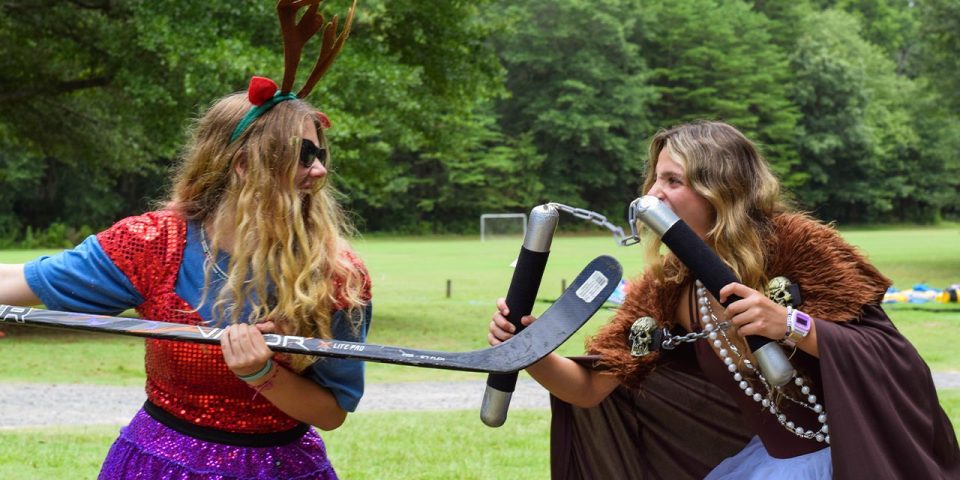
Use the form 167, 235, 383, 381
229, 0, 357, 144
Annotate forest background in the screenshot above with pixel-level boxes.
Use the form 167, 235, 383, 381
1, 0, 958, 245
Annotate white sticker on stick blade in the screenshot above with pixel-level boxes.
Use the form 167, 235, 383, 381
576, 271, 609, 302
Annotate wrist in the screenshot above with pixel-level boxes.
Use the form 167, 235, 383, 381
248, 363, 281, 400
248, 363, 281, 389
781, 309, 812, 348
237, 358, 275, 383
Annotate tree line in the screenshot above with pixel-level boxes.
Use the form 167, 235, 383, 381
1, 0, 957, 245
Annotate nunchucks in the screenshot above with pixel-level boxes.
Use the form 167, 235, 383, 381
480, 204, 559, 427
630, 195, 794, 386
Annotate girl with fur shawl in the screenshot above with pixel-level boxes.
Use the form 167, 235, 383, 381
489, 121, 958, 479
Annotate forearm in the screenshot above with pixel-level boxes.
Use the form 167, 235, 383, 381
0, 264, 41, 306
250, 365, 347, 431
526, 353, 620, 408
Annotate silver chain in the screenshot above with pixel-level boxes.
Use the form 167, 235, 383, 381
199, 226, 229, 280
547, 203, 626, 242
660, 321, 730, 349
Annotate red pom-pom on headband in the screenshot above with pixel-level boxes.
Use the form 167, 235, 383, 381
316, 111, 332, 129
232, 76, 332, 143
248, 77, 332, 128
248, 76, 279, 106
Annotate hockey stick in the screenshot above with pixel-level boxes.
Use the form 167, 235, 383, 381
0, 255, 621, 374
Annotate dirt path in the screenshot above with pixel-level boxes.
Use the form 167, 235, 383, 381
0, 379, 551, 429
2, 373, 957, 429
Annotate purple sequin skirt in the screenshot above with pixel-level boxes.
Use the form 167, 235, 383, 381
98, 408, 338, 479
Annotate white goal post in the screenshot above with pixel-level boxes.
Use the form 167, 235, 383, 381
480, 213, 527, 242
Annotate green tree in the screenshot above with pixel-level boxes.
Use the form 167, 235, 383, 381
898, 85, 960, 221
635, 0, 801, 186
324, 0, 529, 232
832, 0, 919, 73
916, 0, 960, 111
789, 9, 924, 221
492, 0, 657, 216
910, 0, 960, 219
0, 0, 517, 236
0, 1, 276, 238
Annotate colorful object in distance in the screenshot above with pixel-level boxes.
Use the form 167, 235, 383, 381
882, 284, 960, 304
606, 279, 630, 306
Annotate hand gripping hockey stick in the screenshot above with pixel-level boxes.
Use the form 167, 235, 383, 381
0, 255, 621, 374
627, 195, 793, 386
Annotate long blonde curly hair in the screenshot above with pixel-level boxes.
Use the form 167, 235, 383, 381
640, 121, 788, 291
167, 92, 368, 372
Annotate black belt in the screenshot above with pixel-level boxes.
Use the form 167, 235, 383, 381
143, 400, 310, 447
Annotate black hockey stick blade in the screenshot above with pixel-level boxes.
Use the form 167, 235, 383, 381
0, 255, 622, 373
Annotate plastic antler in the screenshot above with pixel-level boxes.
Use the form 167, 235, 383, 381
276, 0, 358, 98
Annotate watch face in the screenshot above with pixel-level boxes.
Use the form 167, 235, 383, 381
783, 310, 812, 348
794, 311, 812, 332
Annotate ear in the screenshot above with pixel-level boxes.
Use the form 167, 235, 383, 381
233, 151, 247, 179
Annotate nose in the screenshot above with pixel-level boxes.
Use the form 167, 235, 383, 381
646, 182, 663, 199
307, 159, 327, 178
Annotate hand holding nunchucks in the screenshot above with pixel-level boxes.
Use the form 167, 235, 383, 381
480, 205, 559, 427
627, 195, 794, 386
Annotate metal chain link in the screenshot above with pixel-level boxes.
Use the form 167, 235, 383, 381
547, 203, 626, 242
547, 202, 734, 348
660, 321, 730, 350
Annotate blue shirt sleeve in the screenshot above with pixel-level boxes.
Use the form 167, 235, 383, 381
23, 235, 144, 315
304, 303, 373, 412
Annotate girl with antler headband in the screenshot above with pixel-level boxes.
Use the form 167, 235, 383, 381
0, 1, 366, 478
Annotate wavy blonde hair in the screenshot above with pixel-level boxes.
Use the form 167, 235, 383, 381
641, 121, 788, 290
167, 92, 368, 372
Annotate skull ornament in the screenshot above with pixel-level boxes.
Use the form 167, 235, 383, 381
629, 316, 657, 357
767, 276, 794, 307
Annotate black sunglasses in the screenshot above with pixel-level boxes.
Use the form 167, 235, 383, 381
299, 139, 328, 168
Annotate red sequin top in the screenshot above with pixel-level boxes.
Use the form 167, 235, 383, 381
97, 210, 371, 433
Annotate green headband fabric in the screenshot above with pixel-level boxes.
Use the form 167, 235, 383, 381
229, 92, 298, 144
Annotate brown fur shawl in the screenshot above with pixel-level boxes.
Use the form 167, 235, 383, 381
588, 213, 892, 390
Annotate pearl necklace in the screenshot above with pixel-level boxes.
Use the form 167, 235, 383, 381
696, 280, 830, 444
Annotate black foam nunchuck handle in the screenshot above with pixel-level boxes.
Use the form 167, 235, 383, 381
661, 220, 770, 352
486, 246, 550, 392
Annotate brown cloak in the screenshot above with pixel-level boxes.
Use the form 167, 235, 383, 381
552, 213, 959, 479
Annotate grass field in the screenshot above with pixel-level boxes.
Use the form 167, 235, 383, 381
0, 227, 958, 477
1, 394, 958, 479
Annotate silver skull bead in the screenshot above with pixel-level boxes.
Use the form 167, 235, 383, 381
629, 316, 657, 357
767, 276, 794, 307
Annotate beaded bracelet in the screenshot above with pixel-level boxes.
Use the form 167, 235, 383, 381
251, 366, 281, 401
781, 306, 794, 345
237, 358, 274, 383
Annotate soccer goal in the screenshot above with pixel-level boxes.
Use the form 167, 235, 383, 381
480, 213, 527, 241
